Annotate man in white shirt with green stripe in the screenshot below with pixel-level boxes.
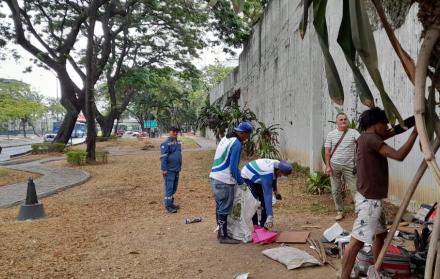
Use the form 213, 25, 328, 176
325, 112, 359, 221
210, 122, 253, 244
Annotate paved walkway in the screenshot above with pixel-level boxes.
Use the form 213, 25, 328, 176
0, 135, 43, 148
0, 136, 215, 208
188, 135, 217, 150
0, 158, 90, 208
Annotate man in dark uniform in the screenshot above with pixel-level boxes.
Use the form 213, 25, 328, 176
160, 126, 182, 213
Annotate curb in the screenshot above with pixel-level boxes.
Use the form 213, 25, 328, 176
2, 170, 91, 208
0, 157, 90, 208
10, 150, 32, 158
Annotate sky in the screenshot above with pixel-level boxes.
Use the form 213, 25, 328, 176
0, 45, 239, 99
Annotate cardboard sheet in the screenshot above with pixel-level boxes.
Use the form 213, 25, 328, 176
275, 231, 310, 243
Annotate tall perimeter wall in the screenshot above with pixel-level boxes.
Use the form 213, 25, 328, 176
208, 0, 438, 209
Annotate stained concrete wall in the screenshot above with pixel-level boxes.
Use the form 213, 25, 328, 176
208, 0, 440, 209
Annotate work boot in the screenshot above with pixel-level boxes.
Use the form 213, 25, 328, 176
171, 198, 180, 209
165, 206, 177, 213
218, 215, 240, 244
171, 204, 180, 210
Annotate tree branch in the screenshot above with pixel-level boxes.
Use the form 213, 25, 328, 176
6, 0, 61, 71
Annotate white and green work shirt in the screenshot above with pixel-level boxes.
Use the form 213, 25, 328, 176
209, 136, 243, 185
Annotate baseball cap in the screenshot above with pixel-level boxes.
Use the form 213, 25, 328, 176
233, 122, 254, 134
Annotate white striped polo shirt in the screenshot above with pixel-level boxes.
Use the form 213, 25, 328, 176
324, 128, 360, 166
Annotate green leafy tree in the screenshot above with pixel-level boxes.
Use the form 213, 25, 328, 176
0, 78, 45, 137
202, 63, 235, 90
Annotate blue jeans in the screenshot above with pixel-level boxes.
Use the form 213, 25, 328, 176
163, 171, 179, 208
210, 178, 236, 216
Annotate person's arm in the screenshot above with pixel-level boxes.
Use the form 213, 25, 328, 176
160, 142, 169, 176
272, 179, 282, 200
383, 116, 415, 140
229, 140, 244, 185
379, 129, 418, 161
325, 147, 332, 176
324, 133, 332, 176
261, 177, 275, 228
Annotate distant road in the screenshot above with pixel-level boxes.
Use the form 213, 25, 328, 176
0, 138, 86, 162
0, 145, 32, 162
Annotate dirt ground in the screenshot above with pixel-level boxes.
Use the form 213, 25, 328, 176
0, 167, 41, 187
0, 137, 397, 279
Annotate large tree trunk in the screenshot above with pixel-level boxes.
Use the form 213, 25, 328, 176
84, 0, 101, 162
21, 119, 26, 138
55, 111, 79, 143
114, 117, 120, 134
54, 72, 83, 144
96, 113, 117, 138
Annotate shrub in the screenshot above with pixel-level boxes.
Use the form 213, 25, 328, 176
66, 149, 109, 165
306, 171, 331, 195
245, 121, 282, 159
31, 143, 66, 154
66, 150, 87, 165
95, 150, 109, 164
292, 162, 310, 176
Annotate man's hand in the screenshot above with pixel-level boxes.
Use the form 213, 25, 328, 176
264, 215, 274, 230
162, 170, 168, 177
325, 166, 331, 176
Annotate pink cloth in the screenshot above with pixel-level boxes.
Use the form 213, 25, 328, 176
252, 225, 277, 244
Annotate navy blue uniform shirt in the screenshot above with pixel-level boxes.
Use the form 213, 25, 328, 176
160, 137, 182, 172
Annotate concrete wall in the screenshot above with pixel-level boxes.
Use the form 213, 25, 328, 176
209, 0, 439, 209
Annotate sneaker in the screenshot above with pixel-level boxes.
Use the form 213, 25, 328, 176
166, 207, 177, 213
335, 212, 344, 221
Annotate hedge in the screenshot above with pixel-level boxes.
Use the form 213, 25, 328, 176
31, 143, 66, 154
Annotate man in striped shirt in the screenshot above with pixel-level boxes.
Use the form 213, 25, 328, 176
325, 112, 360, 221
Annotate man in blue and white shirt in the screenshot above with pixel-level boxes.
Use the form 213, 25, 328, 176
241, 159, 293, 229
160, 126, 182, 213
210, 122, 253, 244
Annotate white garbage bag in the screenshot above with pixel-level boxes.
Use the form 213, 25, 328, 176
262, 246, 321, 270
227, 185, 260, 242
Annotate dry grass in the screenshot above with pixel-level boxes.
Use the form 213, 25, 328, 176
0, 167, 41, 187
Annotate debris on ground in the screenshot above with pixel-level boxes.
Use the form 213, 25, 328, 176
233, 272, 249, 279
252, 225, 277, 244
262, 246, 321, 270
322, 222, 345, 242
185, 217, 203, 224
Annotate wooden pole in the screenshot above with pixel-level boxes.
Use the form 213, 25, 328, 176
413, 26, 440, 279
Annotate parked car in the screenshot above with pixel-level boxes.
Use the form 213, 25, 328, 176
43, 133, 57, 142
132, 131, 140, 137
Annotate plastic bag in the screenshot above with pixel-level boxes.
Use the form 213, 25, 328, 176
252, 225, 277, 244
262, 246, 321, 270
227, 185, 260, 242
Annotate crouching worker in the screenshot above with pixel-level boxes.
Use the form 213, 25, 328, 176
242, 159, 292, 229
226, 159, 292, 242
